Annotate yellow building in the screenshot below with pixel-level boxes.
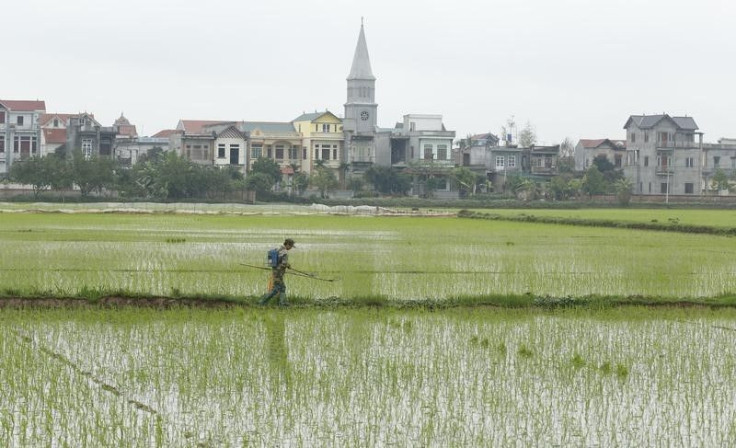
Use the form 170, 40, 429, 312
292, 111, 344, 177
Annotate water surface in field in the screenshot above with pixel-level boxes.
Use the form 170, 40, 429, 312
2, 307, 735, 447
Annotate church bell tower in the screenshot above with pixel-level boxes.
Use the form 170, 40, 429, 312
344, 20, 377, 135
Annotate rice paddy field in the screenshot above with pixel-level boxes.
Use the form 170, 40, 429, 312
1, 203, 736, 446
1, 205, 735, 300
3, 307, 736, 447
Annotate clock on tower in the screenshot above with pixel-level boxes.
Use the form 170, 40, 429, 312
360, 111, 370, 121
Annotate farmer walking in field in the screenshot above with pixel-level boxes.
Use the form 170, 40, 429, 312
259, 238, 295, 306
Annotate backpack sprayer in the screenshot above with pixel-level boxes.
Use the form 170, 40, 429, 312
240, 247, 336, 282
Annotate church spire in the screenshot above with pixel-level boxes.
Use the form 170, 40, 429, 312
347, 21, 375, 81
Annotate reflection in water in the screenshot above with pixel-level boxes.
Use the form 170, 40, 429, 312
264, 313, 290, 388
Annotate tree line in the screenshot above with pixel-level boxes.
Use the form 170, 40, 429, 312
7, 147, 685, 204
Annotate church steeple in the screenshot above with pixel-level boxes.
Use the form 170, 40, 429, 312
344, 20, 378, 134
347, 21, 375, 81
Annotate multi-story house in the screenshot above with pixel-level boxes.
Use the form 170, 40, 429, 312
702, 138, 736, 193
40, 113, 75, 156
172, 120, 228, 165
240, 121, 303, 186
112, 113, 168, 165
0, 99, 46, 175
65, 113, 117, 158
394, 114, 456, 196
292, 111, 344, 176
574, 139, 627, 171
456, 132, 500, 168
528, 145, 561, 178
210, 124, 247, 170
623, 114, 702, 195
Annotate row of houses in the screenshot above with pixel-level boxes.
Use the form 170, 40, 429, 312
575, 114, 736, 195
2, 22, 733, 197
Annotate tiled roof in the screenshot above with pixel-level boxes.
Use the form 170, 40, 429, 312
39, 113, 76, 126
152, 129, 178, 138
0, 100, 46, 111
578, 139, 606, 148
292, 111, 341, 122
177, 120, 233, 134
625, 114, 698, 131
293, 112, 324, 122
578, 139, 626, 150
240, 121, 299, 135
43, 128, 67, 144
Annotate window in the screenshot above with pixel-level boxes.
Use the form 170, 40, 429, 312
644, 132, 649, 143
685, 183, 694, 194
658, 132, 669, 145
495, 156, 505, 168
322, 146, 330, 160
630, 132, 636, 143
54, 118, 59, 127
615, 155, 622, 167
410, 122, 416, 132
424, 144, 433, 160
251, 145, 262, 159
0, 139, 4, 153
660, 183, 668, 194
82, 139, 93, 159
289, 146, 298, 160
508, 156, 516, 168
275, 145, 284, 160
685, 157, 694, 168
437, 145, 447, 160
333, 148, 338, 160
644, 156, 649, 167
267, 146, 272, 158
322, 124, 330, 133
714, 156, 721, 168
17, 116, 24, 126
0, 111, 5, 123
218, 143, 226, 158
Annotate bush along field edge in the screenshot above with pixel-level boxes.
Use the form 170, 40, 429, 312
1, 289, 736, 310
457, 209, 736, 236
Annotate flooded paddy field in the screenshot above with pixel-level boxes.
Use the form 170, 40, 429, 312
2, 307, 736, 447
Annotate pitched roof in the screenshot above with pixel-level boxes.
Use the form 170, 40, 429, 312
293, 112, 324, 122
578, 139, 627, 150
39, 113, 76, 126
240, 121, 298, 135
177, 120, 234, 134
43, 128, 67, 144
624, 114, 698, 131
152, 129, 178, 138
0, 100, 46, 111
347, 23, 375, 81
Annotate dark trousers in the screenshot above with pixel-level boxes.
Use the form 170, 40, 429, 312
259, 278, 287, 305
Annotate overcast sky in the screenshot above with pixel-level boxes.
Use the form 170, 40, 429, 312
4, 0, 735, 144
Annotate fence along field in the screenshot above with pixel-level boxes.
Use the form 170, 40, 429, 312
0, 210, 735, 301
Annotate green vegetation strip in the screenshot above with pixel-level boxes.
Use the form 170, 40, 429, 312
3, 292, 736, 310
458, 209, 736, 236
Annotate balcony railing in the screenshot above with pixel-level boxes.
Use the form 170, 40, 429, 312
655, 141, 699, 149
